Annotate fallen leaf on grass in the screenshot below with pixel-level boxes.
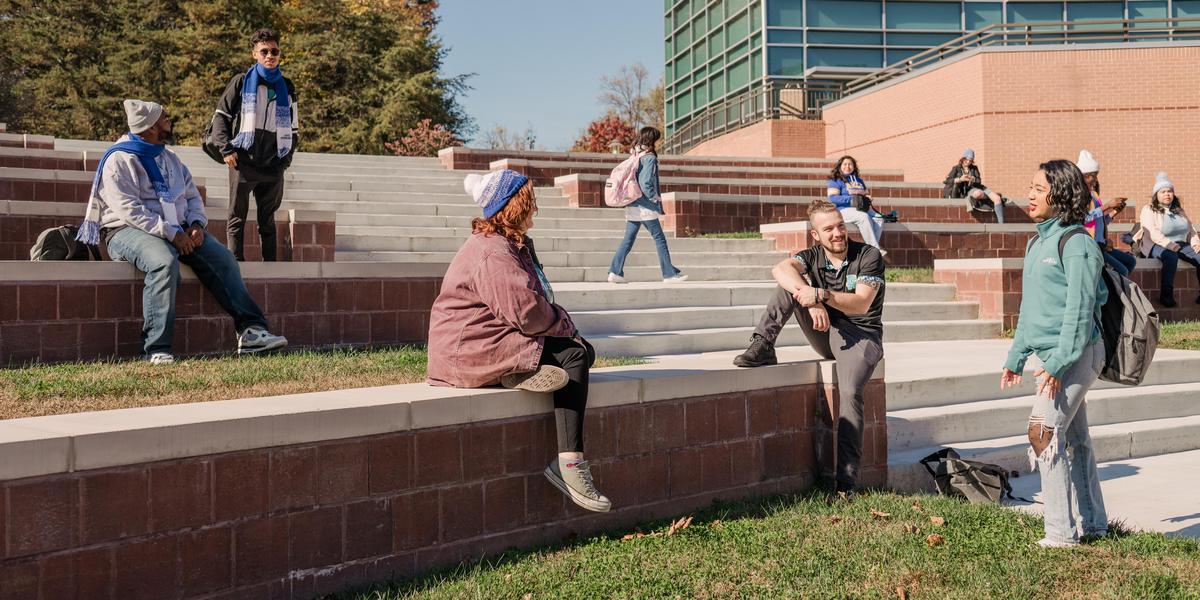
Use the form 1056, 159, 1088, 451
925, 534, 946, 547
896, 586, 909, 600
930, 516, 946, 526
911, 500, 923, 512
904, 524, 921, 534
622, 534, 636, 541
711, 519, 722, 527
667, 516, 694, 536
826, 515, 843, 524
871, 510, 892, 520
523, 595, 532, 600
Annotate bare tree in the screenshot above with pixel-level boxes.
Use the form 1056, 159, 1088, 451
640, 76, 666, 133
599, 63, 652, 128
479, 124, 537, 151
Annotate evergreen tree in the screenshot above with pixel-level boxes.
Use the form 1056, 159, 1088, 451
0, 0, 471, 153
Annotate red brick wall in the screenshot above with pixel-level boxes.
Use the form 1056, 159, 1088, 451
439, 146, 872, 173
822, 44, 1200, 217
0, 277, 438, 366
684, 120, 827, 159
763, 225, 1045, 268
0, 175, 207, 204
0, 380, 885, 599
934, 259, 1200, 329
499, 160, 905, 187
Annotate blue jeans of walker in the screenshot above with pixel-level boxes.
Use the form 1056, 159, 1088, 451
608, 219, 681, 278
107, 227, 269, 355
1029, 340, 1107, 543
1103, 248, 1137, 277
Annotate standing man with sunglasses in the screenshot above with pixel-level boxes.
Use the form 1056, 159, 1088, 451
210, 28, 299, 261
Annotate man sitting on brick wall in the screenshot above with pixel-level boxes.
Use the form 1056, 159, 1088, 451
732, 198, 886, 497
77, 99, 287, 364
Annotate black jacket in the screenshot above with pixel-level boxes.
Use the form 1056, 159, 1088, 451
212, 72, 299, 180
942, 164, 984, 199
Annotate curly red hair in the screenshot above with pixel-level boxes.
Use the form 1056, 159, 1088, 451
471, 181, 536, 244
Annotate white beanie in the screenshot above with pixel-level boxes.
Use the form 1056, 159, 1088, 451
463, 169, 529, 218
123, 99, 163, 134
1152, 171, 1174, 197
1076, 149, 1099, 174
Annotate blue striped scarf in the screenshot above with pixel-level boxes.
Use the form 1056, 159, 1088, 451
76, 134, 170, 245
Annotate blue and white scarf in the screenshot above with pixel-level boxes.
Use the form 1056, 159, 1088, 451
76, 133, 174, 245
231, 63, 292, 158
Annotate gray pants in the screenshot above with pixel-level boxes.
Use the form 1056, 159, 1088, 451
754, 286, 884, 487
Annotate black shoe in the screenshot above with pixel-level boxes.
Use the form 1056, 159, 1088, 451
1160, 292, 1177, 308
733, 335, 777, 367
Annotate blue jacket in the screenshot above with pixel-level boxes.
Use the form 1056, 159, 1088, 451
827, 175, 869, 208
628, 154, 665, 214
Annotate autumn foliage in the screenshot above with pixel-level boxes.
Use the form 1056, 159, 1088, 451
386, 118, 463, 157
571, 114, 638, 153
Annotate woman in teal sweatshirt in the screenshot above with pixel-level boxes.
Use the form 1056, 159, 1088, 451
1000, 159, 1109, 548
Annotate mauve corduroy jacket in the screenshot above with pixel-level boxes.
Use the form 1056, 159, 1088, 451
426, 232, 576, 388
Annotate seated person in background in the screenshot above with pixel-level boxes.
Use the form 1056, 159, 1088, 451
1076, 149, 1136, 277
827, 155, 886, 253
427, 169, 611, 513
1137, 172, 1200, 308
943, 149, 1008, 223
78, 99, 286, 364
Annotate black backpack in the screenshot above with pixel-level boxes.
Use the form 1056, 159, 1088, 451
201, 111, 239, 165
30, 225, 101, 261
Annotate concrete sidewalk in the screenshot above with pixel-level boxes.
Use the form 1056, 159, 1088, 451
1008, 449, 1200, 538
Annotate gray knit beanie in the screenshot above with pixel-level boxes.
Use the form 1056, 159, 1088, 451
123, 99, 163, 134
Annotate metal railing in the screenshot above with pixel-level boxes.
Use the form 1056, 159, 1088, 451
844, 16, 1200, 95
663, 16, 1200, 155
662, 81, 843, 155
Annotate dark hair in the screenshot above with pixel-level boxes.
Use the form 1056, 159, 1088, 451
1038, 160, 1092, 226
250, 28, 279, 48
829, 155, 860, 182
1150, 189, 1182, 215
636, 126, 661, 154
1082, 171, 1100, 194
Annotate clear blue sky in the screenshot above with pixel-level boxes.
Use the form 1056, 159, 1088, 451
437, 1, 664, 151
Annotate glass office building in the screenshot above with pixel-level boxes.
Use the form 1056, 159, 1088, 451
664, 0, 1200, 136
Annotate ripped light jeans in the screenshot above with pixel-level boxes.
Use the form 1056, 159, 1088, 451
1028, 340, 1107, 543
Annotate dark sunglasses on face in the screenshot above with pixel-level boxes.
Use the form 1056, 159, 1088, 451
257, 48, 280, 57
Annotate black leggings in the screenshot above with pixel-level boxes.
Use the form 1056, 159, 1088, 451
540, 336, 594, 453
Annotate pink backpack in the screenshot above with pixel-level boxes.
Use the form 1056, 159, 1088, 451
604, 151, 647, 207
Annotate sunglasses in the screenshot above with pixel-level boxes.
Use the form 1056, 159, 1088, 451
257, 48, 281, 57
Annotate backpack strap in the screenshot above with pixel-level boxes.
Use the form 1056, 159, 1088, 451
1057, 227, 1088, 264
919, 448, 959, 480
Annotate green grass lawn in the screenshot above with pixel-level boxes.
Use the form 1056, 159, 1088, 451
339, 487, 1200, 600
1161, 320, 1200, 351
886, 268, 934, 284
0, 348, 648, 420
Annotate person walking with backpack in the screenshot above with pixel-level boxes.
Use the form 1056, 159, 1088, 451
1001, 160, 1108, 548
77, 99, 287, 364
1076, 150, 1137, 277
1136, 172, 1200, 307
428, 169, 611, 513
827, 155, 886, 252
943, 149, 1008, 223
607, 127, 687, 284
209, 27, 299, 261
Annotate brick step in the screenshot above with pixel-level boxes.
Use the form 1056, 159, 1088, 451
493, 157, 907, 186
438, 146, 876, 171
336, 250, 788, 268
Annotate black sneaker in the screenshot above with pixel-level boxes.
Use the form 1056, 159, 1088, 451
733, 335, 777, 367
1160, 294, 1178, 308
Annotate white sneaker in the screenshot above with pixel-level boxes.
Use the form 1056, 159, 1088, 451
607, 272, 627, 284
148, 352, 175, 365
237, 327, 288, 355
663, 273, 689, 283
879, 249, 889, 258
545, 458, 611, 513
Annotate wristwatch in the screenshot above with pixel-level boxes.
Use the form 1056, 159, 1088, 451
819, 289, 830, 303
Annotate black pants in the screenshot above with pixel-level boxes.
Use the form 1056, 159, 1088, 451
755, 286, 883, 488
540, 336, 595, 453
227, 169, 285, 261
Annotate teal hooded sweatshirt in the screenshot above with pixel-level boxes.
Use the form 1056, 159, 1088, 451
1004, 216, 1108, 379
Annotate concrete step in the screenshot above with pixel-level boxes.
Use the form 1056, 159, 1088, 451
544, 265, 772, 283
584, 319, 1001, 357
887, 348, 1200, 411
888, 414, 1200, 493
337, 235, 778, 254
336, 225, 626, 239
281, 202, 590, 219
888, 381, 1200, 453
571, 302, 980, 334
336, 249, 787, 268
551, 282, 959, 311
335, 213, 628, 229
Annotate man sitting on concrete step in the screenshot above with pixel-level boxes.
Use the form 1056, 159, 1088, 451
733, 198, 886, 496
77, 99, 287, 364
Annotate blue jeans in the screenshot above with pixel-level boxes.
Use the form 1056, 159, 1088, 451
1029, 340, 1107, 543
107, 227, 268, 355
1103, 248, 1137, 277
608, 220, 681, 279
1150, 244, 1200, 294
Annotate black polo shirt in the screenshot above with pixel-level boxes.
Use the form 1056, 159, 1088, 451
792, 240, 886, 335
